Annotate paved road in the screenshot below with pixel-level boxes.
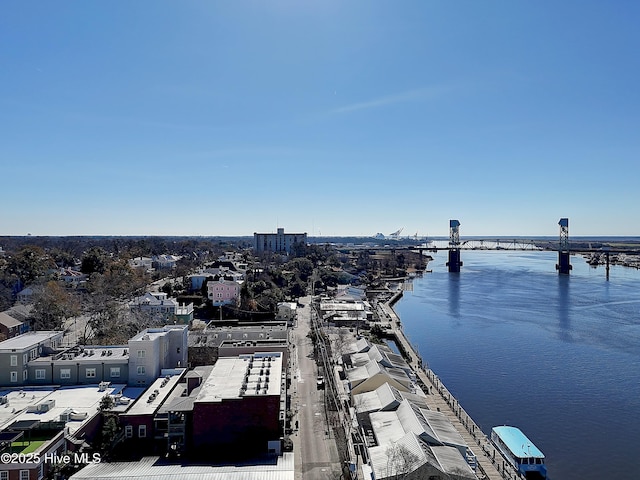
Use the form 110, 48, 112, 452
291, 296, 341, 480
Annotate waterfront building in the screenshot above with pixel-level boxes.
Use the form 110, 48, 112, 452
253, 228, 307, 255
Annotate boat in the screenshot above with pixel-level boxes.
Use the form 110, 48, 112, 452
490, 426, 547, 479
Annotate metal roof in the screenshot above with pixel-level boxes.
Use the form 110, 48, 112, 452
70, 453, 294, 480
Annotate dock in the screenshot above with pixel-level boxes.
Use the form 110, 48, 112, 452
378, 289, 524, 480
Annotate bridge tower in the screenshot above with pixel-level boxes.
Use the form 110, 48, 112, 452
556, 218, 572, 274
446, 219, 463, 272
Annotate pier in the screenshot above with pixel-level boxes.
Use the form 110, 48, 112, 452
378, 289, 524, 480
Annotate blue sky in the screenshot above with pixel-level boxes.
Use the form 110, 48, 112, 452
2, 1, 639, 237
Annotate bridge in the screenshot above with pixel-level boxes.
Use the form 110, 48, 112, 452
341, 218, 640, 279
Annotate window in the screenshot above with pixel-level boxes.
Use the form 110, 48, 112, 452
38, 463, 44, 480
36, 369, 46, 380
137, 350, 145, 358
137, 366, 145, 375
110, 367, 120, 378
10, 355, 17, 366
125, 425, 133, 438
86, 368, 96, 378
20, 471, 29, 480
138, 425, 147, 438
23, 370, 28, 381
1, 470, 8, 480
23, 353, 28, 364
60, 368, 71, 379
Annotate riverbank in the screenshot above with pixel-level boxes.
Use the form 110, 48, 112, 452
376, 282, 523, 480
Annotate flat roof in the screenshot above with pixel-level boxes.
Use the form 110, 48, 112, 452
129, 325, 187, 342
197, 352, 282, 403
70, 452, 294, 479
0, 331, 63, 351
122, 371, 186, 417
0, 384, 126, 436
31, 346, 129, 364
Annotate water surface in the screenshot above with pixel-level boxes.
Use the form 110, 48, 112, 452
395, 251, 640, 480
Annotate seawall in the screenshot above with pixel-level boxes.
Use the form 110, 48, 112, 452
379, 285, 525, 480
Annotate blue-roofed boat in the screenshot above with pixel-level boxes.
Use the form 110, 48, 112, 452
491, 426, 547, 479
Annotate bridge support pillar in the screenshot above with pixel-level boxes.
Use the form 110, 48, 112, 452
447, 220, 463, 273
447, 249, 462, 273
556, 252, 572, 274
555, 218, 572, 275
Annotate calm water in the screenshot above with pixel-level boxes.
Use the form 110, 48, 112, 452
394, 250, 640, 480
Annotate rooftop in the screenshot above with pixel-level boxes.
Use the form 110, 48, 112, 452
0, 331, 63, 351
197, 352, 283, 402
492, 425, 545, 459
0, 384, 127, 436
69, 452, 294, 480
30, 345, 129, 364
122, 370, 186, 417
130, 325, 187, 343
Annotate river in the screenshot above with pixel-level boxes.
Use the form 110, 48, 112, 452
394, 250, 640, 480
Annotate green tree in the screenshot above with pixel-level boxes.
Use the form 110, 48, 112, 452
81, 247, 109, 275
98, 395, 121, 459
6, 246, 51, 285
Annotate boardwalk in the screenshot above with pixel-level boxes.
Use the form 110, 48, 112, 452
380, 293, 524, 480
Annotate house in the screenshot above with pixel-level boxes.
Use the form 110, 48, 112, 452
129, 257, 154, 271
253, 228, 307, 255
174, 303, 194, 324
130, 292, 178, 320
276, 302, 297, 324
0, 311, 25, 340
152, 255, 181, 270
206, 279, 240, 306
58, 267, 88, 288
16, 286, 36, 304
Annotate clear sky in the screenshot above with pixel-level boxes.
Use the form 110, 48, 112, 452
1, 1, 639, 237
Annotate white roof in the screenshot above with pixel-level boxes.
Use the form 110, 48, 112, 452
0, 384, 126, 436
197, 352, 283, 402
122, 372, 185, 417
70, 453, 294, 479
0, 331, 62, 351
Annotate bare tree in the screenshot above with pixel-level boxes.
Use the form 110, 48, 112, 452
385, 442, 420, 480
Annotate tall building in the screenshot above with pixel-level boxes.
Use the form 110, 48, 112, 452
253, 228, 307, 254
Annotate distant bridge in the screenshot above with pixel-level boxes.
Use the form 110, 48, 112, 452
338, 219, 640, 279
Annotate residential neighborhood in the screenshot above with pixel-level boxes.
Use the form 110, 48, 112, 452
0, 233, 507, 480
